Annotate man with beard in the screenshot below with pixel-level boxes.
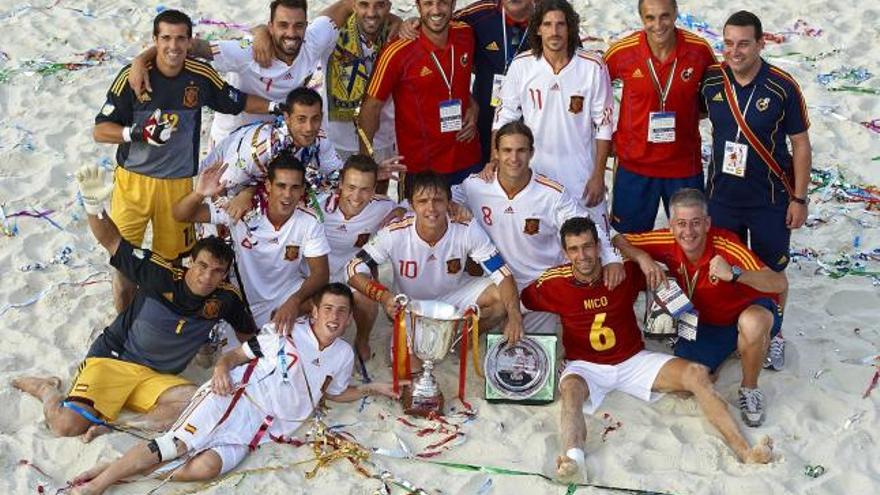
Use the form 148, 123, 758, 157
523, 217, 773, 482
129, 0, 353, 145
491, 0, 614, 222
359, 0, 482, 196
174, 150, 331, 335
322, 0, 401, 163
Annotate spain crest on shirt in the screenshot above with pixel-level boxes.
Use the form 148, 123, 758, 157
202, 298, 221, 319
568, 95, 584, 114
447, 258, 462, 274
183, 85, 199, 108
524, 218, 540, 235
354, 233, 370, 248
284, 245, 300, 261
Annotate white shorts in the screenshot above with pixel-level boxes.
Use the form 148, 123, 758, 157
560, 350, 674, 415
429, 276, 494, 311
249, 278, 306, 328
157, 382, 264, 476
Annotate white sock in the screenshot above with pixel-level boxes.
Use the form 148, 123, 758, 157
565, 448, 586, 467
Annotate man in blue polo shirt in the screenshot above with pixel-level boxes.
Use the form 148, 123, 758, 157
700, 10, 812, 370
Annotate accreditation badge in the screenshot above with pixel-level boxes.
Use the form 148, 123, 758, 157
722, 141, 748, 177
647, 111, 676, 143
490, 73, 505, 107
676, 309, 699, 341
484, 334, 557, 404
439, 99, 463, 133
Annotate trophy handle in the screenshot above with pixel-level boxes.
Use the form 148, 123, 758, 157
394, 293, 410, 308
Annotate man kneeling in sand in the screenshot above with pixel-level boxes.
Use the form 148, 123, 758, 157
13, 165, 258, 441
69, 283, 399, 494
521, 217, 773, 482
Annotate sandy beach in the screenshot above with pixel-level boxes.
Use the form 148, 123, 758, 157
1, 0, 878, 493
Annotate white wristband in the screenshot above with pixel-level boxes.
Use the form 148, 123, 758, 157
122, 126, 132, 143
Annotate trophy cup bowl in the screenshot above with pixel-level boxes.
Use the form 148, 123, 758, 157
399, 298, 467, 416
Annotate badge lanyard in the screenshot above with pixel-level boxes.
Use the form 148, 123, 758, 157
501, 9, 528, 74
730, 84, 757, 144
430, 46, 456, 99
679, 264, 700, 299
646, 58, 677, 111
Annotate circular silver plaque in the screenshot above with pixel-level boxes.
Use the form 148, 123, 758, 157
485, 337, 550, 400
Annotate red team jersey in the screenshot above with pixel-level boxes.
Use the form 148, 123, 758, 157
367, 22, 481, 174
522, 262, 646, 365
604, 29, 716, 178
625, 227, 779, 326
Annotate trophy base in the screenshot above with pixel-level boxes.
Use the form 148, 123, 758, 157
401, 386, 445, 417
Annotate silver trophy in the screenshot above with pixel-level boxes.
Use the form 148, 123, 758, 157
396, 295, 476, 416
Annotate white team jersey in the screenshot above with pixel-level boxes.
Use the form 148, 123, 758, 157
210, 204, 331, 326
493, 49, 614, 199
347, 214, 510, 301
317, 191, 397, 282
238, 320, 354, 440
209, 16, 339, 144
453, 172, 620, 291
321, 40, 397, 153
202, 121, 343, 196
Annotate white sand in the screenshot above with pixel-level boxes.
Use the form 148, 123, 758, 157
1, 0, 878, 494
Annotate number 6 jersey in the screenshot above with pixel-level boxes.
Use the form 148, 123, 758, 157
521, 262, 645, 364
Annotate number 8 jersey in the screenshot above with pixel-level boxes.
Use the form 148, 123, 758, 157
521, 262, 645, 364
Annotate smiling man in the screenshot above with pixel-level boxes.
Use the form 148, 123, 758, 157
94, 9, 272, 313
68, 283, 399, 495
700, 11, 811, 371
524, 216, 773, 483
604, 0, 716, 234
173, 151, 330, 335
618, 188, 787, 427
317, 155, 402, 359
13, 165, 257, 443
347, 171, 524, 344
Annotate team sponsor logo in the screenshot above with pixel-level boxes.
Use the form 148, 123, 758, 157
712, 92, 723, 102
504, 206, 515, 214
163, 292, 174, 303
183, 85, 199, 108
202, 298, 221, 319
632, 68, 644, 78
568, 95, 584, 114
446, 258, 462, 274
284, 245, 300, 261
354, 233, 370, 248
485, 41, 500, 51
681, 67, 694, 81
550, 82, 560, 91
228, 89, 240, 102
100, 101, 115, 116
777, 254, 789, 266
460, 52, 469, 66
523, 218, 540, 235
132, 248, 145, 259
756, 97, 770, 112
420, 66, 433, 77
184, 423, 198, 434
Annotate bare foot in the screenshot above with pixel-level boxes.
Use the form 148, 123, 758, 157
743, 436, 774, 464
12, 376, 62, 399
555, 454, 584, 482
82, 424, 112, 443
70, 462, 111, 486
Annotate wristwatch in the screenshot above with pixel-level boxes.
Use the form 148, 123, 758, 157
790, 195, 809, 205
730, 265, 743, 283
